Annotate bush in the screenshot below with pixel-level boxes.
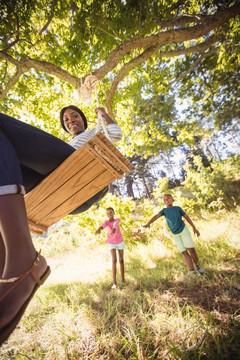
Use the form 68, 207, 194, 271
152, 155, 240, 213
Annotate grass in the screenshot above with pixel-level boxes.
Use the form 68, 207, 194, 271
0, 210, 240, 359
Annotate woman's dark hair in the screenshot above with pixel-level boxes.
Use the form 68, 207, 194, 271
60, 105, 88, 133
106, 207, 114, 212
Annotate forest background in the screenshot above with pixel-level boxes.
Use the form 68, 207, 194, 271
0, 0, 240, 209
0, 0, 240, 359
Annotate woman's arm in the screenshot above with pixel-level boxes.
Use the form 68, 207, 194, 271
95, 107, 123, 142
95, 107, 116, 125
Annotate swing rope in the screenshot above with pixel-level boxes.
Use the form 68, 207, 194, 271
94, 83, 110, 140
77, 75, 118, 169
77, 75, 110, 140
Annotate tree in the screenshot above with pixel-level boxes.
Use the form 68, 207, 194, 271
1, 0, 239, 126
169, 7, 240, 137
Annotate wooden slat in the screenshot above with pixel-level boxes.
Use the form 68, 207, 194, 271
26, 132, 133, 235
27, 159, 103, 220
35, 169, 114, 228
26, 137, 126, 224
28, 219, 48, 232
28, 160, 110, 224
28, 220, 48, 233
89, 137, 130, 173
84, 144, 123, 179
98, 132, 132, 169
90, 132, 133, 171
29, 228, 43, 236
25, 146, 94, 210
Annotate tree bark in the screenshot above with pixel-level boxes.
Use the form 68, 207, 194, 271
125, 176, 135, 198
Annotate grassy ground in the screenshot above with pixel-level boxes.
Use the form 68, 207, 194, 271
0, 210, 240, 359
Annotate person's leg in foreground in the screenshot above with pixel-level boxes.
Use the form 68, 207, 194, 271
0, 127, 51, 345
0, 193, 50, 344
0, 234, 5, 277
110, 249, 117, 289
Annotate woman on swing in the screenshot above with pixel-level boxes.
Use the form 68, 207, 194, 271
0, 106, 122, 345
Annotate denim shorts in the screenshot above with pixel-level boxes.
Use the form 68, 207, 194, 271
172, 225, 195, 252
109, 242, 126, 250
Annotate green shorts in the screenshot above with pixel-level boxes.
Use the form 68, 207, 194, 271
109, 242, 126, 250
172, 225, 195, 253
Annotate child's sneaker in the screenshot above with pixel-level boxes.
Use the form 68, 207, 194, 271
196, 265, 205, 276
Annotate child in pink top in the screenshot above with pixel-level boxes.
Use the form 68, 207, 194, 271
95, 207, 126, 289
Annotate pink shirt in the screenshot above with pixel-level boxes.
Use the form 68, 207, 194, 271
101, 218, 124, 244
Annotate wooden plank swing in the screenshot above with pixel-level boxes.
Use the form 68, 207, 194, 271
25, 132, 133, 235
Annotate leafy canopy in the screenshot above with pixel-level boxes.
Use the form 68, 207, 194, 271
0, 0, 239, 155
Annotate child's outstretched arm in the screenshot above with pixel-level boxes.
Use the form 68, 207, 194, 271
95, 226, 103, 235
143, 213, 161, 228
183, 214, 200, 236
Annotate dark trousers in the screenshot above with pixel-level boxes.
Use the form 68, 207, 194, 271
0, 113, 107, 213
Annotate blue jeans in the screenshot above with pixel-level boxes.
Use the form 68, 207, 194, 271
0, 113, 107, 213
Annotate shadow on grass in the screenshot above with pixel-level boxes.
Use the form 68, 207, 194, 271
41, 258, 240, 360
44, 234, 240, 314
3, 236, 238, 360
44, 248, 240, 313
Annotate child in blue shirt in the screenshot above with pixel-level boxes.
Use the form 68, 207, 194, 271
143, 194, 204, 277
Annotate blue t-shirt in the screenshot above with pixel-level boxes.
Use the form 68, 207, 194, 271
159, 206, 186, 235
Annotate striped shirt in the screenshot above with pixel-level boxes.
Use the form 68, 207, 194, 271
68, 123, 123, 149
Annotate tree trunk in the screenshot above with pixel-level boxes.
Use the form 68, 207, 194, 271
142, 176, 151, 199
125, 176, 135, 198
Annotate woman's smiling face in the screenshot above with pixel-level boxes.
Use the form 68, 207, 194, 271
63, 108, 85, 136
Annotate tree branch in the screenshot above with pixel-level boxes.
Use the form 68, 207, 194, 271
1, 37, 20, 53
25, 58, 82, 87
167, 48, 218, 89
1, 9, 20, 52
28, 0, 57, 49
156, 13, 206, 28
0, 52, 82, 88
92, 24, 123, 42
38, 0, 56, 36
159, 34, 222, 58
94, 2, 240, 80
105, 44, 161, 116
105, 36, 221, 115
0, 68, 24, 100
0, 52, 21, 67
